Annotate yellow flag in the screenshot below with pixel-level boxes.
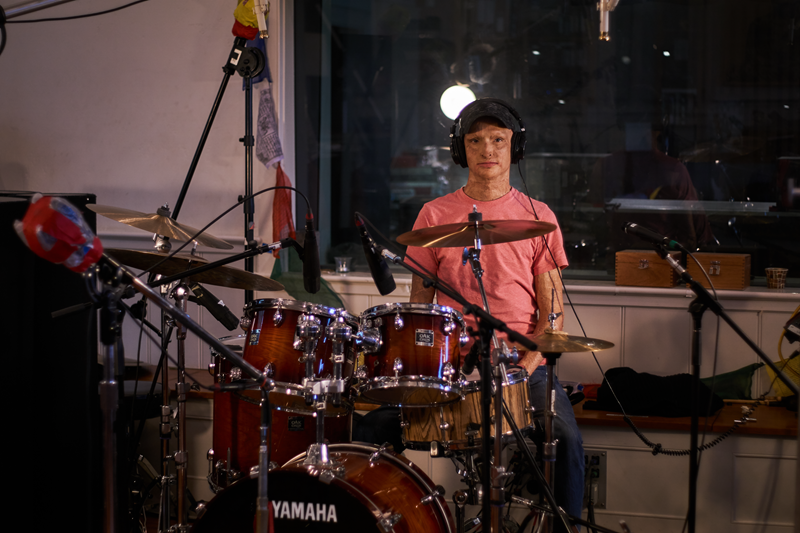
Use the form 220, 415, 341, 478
234, 0, 259, 29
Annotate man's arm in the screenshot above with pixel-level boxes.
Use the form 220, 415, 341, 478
518, 267, 564, 374
410, 274, 436, 303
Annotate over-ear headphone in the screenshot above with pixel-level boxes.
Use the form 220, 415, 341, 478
449, 98, 527, 168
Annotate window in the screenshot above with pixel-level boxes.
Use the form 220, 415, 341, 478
295, 0, 799, 282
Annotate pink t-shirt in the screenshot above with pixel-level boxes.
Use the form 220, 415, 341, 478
405, 187, 568, 346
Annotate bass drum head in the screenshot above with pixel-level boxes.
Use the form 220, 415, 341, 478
191, 470, 381, 532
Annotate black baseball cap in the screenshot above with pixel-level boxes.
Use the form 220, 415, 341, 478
456, 99, 520, 134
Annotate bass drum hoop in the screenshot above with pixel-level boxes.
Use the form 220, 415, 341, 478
284, 442, 454, 531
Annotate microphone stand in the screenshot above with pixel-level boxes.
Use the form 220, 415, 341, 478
91, 254, 273, 532
374, 246, 578, 532
651, 242, 799, 533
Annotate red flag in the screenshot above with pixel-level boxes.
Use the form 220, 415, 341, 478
272, 163, 296, 257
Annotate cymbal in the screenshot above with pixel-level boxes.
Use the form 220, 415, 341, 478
88, 204, 233, 250
106, 248, 284, 291
510, 330, 614, 354
397, 219, 557, 248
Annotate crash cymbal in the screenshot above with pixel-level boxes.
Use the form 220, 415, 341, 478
396, 219, 557, 248
509, 329, 614, 354
106, 249, 283, 291
88, 204, 233, 249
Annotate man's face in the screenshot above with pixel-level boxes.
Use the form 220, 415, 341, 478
463, 120, 514, 182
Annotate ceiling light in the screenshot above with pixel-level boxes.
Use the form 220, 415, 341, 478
440, 86, 477, 120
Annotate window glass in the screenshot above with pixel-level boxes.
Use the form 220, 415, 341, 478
295, 0, 799, 282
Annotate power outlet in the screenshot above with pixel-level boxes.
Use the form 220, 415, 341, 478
584, 449, 607, 509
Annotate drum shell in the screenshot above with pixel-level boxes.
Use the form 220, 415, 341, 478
401, 369, 532, 450
243, 298, 357, 414
360, 303, 463, 406
192, 443, 455, 532
211, 389, 352, 490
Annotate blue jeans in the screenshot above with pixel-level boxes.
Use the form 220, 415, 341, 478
528, 365, 585, 529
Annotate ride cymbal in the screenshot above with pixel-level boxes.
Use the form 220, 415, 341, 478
397, 219, 556, 248
88, 204, 233, 249
106, 249, 283, 291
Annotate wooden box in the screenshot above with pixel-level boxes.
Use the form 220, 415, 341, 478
685, 252, 751, 290
615, 250, 680, 288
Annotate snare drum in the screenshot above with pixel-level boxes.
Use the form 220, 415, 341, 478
242, 299, 358, 415
358, 303, 465, 407
401, 367, 532, 451
192, 443, 455, 532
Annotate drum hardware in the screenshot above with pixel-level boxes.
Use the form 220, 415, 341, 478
393, 357, 404, 376
421, 485, 446, 505
394, 312, 404, 330
273, 304, 284, 327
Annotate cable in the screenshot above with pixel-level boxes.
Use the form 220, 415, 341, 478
5, 0, 152, 23
0, 6, 7, 57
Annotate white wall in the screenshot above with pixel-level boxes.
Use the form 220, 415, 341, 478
1, 0, 294, 280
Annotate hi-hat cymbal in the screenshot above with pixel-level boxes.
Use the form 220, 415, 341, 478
106, 249, 283, 291
397, 219, 557, 248
510, 330, 614, 354
88, 204, 233, 250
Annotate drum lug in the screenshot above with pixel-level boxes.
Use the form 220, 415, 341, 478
273, 308, 284, 327
442, 362, 456, 380
264, 363, 274, 378
393, 358, 404, 376
239, 315, 252, 331
440, 317, 455, 335
356, 365, 368, 379
420, 485, 446, 505
379, 513, 403, 532
207, 360, 216, 376
230, 366, 242, 381
393, 312, 404, 331
459, 328, 469, 347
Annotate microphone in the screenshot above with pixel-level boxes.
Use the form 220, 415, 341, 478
302, 211, 321, 294
461, 341, 481, 376
354, 213, 396, 296
598, 0, 620, 41
622, 222, 681, 250
252, 0, 269, 39
189, 283, 239, 331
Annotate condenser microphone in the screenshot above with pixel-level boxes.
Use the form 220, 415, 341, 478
622, 222, 681, 250
302, 211, 321, 294
354, 212, 396, 296
253, 0, 269, 38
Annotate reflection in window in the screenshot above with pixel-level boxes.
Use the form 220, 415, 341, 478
295, 0, 799, 282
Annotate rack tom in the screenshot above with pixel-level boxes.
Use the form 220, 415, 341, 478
357, 303, 465, 406
241, 299, 358, 415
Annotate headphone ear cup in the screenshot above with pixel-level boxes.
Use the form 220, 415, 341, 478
511, 130, 527, 163
449, 123, 468, 168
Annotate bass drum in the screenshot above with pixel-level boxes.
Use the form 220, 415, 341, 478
192, 443, 455, 533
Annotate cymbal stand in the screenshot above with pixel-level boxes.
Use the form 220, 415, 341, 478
462, 206, 515, 533
158, 279, 175, 533
172, 283, 191, 532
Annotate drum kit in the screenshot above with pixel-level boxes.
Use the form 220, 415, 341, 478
89, 202, 617, 533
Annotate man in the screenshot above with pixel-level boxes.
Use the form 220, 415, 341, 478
356, 98, 584, 527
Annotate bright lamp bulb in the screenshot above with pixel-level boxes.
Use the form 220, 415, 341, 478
440, 86, 476, 120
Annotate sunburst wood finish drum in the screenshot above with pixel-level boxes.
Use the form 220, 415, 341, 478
207, 334, 352, 492
357, 303, 465, 407
241, 298, 358, 415
401, 367, 532, 451
192, 443, 455, 532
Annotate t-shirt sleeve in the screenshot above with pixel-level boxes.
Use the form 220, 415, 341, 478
532, 204, 569, 276
404, 204, 439, 278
